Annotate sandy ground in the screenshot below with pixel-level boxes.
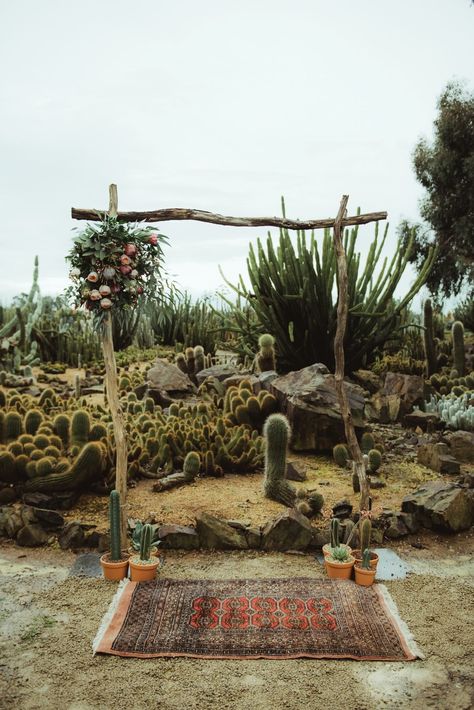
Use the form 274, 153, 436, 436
0, 538, 473, 710
64, 453, 441, 531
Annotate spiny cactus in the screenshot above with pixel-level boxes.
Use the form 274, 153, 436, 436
70, 410, 90, 449
360, 432, 375, 455
330, 518, 340, 549
367, 449, 382, 474
423, 299, 437, 377
24, 441, 105, 492
361, 548, 371, 570
183, 451, 201, 481
257, 333, 276, 373
139, 523, 153, 561
360, 518, 372, 552
452, 321, 465, 377
5, 412, 22, 442
24, 410, 43, 436
109, 490, 122, 562
333, 443, 349, 468
263, 414, 296, 507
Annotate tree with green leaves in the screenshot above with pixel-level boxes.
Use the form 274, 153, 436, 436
401, 81, 474, 300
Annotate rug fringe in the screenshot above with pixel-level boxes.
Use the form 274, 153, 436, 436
377, 584, 425, 660
92, 578, 129, 656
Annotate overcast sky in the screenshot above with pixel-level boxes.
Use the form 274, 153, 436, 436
0, 0, 472, 305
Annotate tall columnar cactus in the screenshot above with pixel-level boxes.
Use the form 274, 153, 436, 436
367, 449, 382, 473
139, 523, 153, 561
361, 548, 372, 570
70, 410, 90, 449
24, 410, 43, 436
330, 518, 340, 549
183, 451, 201, 481
5, 412, 22, 442
452, 321, 465, 377
193, 345, 205, 374
360, 518, 372, 552
263, 413, 296, 507
360, 432, 375, 455
423, 299, 437, 377
257, 333, 276, 372
109, 490, 122, 562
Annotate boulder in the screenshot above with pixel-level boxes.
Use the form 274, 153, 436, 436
29, 507, 64, 530
445, 430, 474, 464
402, 481, 474, 532
16, 524, 48, 547
417, 442, 460, 474
4, 511, 23, 539
158, 524, 200, 550
286, 462, 307, 482
22, 491, 79, 510
58, 522, 86, 550
367, 372, 424, 423
196, 512, 248, 550
196, 365, 240, 386
262, 509, 313, 551
351, 369, 382, 395
269, 363, 365, 451
332, 499, 353, 519
146, 360, 196, 399
403, 410, 440, 432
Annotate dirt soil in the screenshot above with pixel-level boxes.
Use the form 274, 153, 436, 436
64, 453, 443, 531
0, 537, 473, 710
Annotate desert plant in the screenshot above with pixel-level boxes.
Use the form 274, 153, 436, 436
360, 518, 372, 552
262, 413, 296, 507
329, 546, 351, 563
109, 490, 122, 562
367, 449, 382, 474
330, 518, 340, 549
452, 321, 465, 376
222, 202, 436, 373
333, 444, 349, 468
423, 299, 437, 376
139, 523, 154, 562
361, 548, 372, 570
256, 333, 276, 372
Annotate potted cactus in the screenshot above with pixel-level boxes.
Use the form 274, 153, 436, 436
322, 518, 352, 559
129, 523, 160, 582
352, 518, 379, 570
325, 546, 355, 580
354, 548, 376, 586
100, 490, 130, 581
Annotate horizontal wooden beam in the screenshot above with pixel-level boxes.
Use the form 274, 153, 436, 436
70, 206, 387, 230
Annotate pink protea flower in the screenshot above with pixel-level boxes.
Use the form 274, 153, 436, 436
99, 284, 111, 296
100, 298, 112, 309
120, 265, 132, 275
124, 243, 137, 257
102, 266, 116, 280
89, 289, 101, 301
87, 271, 99, 283
148, 234, 158, 245
70, 267, 81, 278
120, 254, 132, 266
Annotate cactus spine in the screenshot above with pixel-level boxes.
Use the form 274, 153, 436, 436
361, 548, 371, 570
257, 333, 276, 372
263, 414, 296, 507
330, 518, 340, 549
360, 518, 372, 552
109, 490, 121, 562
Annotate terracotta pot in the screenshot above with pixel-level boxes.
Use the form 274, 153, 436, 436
322, 543, 352, 559
100, 553, 129, 581
325, 555, 355, 580
354, 564, 376, 587
352, 550, 379, 570
129, 557, 160, 582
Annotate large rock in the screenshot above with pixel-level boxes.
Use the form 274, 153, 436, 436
16, 524, 49, 547
351, 369, 382, 395
58, 522, 86, 550
417, 442, 460, 474
446, 430, 474, 463
196, 365, 240, 386
158, 524, 200, 550
269, 363, 365, 451
196, 512, 248, 550
367, 372, 424, 423
402, 481, 474, 532
262, 509, 313, 551
146, 360, 196, 400
403, 410, 440, 432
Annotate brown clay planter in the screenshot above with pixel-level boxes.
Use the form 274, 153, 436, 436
354, 564, 376, 587
322, 543, 352, 559
352, 550, 379, 570
100, 553, 130, 581
129, 556, 160, 582
325, 556, 355, 580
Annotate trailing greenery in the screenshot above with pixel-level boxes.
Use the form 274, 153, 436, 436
223, 200, 436, 372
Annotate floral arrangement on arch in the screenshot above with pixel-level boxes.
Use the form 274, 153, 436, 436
66, 216, 168, 323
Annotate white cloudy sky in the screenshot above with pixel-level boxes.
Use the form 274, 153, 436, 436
0, 0, 472, 304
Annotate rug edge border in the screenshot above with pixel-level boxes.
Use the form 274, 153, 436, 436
92, 578, 131, 656
376, 584, 425, 660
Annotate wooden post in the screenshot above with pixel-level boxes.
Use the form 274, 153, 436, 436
101, 183, 128, 541
332, 195, 370, 512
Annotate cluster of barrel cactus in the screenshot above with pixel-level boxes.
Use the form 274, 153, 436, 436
175, 345, 213, 379
425, 392, 474, 431
223, 379, 278, 431
371, 353, 425, 377
429, 371, 474, 397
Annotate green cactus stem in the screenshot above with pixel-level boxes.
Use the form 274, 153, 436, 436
452, 321, 465, 377
262, 413, 296, 507
109, 490, 122, 562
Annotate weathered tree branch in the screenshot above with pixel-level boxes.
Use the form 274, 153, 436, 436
332, 194, 370, 512
71, 205, 387, 229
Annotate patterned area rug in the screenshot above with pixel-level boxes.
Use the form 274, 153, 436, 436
93, 577, 422, 661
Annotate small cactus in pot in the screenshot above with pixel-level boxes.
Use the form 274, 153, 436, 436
354, 547, 376, 586
352, 518, 379, 570
322, 518, 352, 559
325, 545, 355, 580
129, 523, 161, 582
100, 490, 130, 581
